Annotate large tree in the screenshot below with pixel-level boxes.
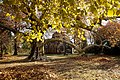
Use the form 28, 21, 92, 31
1, 0, 120, 59
2, 0, 120, 39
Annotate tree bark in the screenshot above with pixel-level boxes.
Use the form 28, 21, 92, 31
13, 38, 17, 55
0, 23, 26, 36
35, 47, 39, 59
28, 40, 36, 59
0, 41, 3, 57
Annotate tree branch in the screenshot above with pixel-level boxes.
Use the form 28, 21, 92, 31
0, 23, 26, 36
0, 23, 17, 33
39, 38, 82, 54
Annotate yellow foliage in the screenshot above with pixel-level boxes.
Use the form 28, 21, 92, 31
82, 31, 84, 35
2, 0, 120, 42
37, 32, 42, 37
81, 35, 86, 41
52, 25, 56, 29
43, 30, 46, 33
27, 38, 30, 42
56, 29, 61, 33
82, 37, 86, 41
36, 31, 42, 41
11, 16, 15, 19
31, 34, 36, 39
106, 9, 120, 17
6, 13, 11, 17
20, 38, 24, 43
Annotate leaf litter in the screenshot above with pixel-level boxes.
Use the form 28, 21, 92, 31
0, 55, 120, 80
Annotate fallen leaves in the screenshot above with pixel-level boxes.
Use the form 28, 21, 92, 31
47, 55, 120, 80
0, 65, 61, 80
0, 55, 120, 80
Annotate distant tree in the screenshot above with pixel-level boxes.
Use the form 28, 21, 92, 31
0, 5, 26, 56
93, 21, 120, 55
94, 21, 120, 47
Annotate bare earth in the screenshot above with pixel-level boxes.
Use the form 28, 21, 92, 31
0, 55, 120, 80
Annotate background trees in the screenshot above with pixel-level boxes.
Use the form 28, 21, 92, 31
93, 21, 120, 55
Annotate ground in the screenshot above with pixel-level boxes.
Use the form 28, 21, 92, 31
0, 54, 120, 80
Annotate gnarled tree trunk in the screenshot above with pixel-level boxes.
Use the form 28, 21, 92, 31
27, 38, 111, 61
28, 40, 37, 60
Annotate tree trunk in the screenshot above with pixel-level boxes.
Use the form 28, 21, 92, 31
0, 41, 3, 58
35, 47, 39, 59
81, 40, 87, 49
13, 38, 17, 55
27, 38, 110, 61
27, 40, 47, 61
28, 40, 36, 59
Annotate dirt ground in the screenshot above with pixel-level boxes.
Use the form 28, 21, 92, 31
0, 54, 120, 80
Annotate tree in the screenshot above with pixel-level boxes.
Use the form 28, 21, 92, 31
1, 0, 120, 59
2, 0, 120, 40
94, 21, 120, 46
0, 9, 13, 57
0, 5, 26, 56
93, 21, 120, 55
